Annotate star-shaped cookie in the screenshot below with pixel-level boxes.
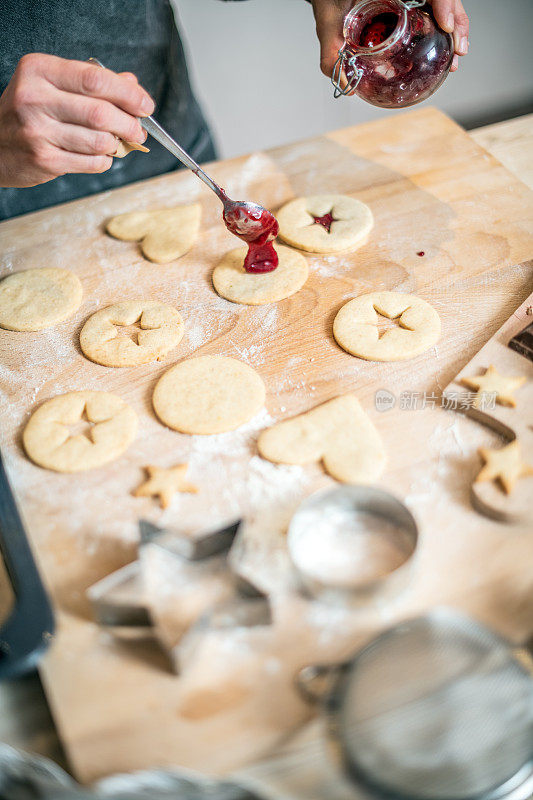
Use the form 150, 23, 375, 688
461, 365, 526, 408
476, 440, 533, 494
133, 464, 198, 508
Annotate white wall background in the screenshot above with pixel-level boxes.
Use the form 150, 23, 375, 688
173, 0, 533, 159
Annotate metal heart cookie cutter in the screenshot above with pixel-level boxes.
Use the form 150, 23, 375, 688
287, 486, 418, 607
297, 608, 533, 800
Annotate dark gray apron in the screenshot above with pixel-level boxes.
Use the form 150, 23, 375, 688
0, 0, 217, 220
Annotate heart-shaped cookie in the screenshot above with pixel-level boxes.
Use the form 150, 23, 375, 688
258, 394, 386, 483
106, 203, 201, 264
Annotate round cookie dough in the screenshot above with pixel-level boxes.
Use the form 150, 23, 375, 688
80, 300, 184, 367
153, 355, 265, 434
277, 194, 373, 254
0, 268, 82, 331
23, 391, 137, 472
212, 244, 308, 305
333, 291, 441, 362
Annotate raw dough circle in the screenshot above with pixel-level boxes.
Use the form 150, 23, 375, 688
212, 244, 308, 305
0, 268, 82, 331
277, 194, 373, 254
333, 291, 441, 362
153, 355, 265, 434
80, 300, 184, 367
23, 391, 138, 472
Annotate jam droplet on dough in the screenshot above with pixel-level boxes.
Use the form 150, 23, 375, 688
313, 212, 335, 233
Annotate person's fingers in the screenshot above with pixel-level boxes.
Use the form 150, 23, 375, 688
47, 90, 147, 144
431, 0, 455, 34
42, 57, 154, 117
429, 0, 469, 71
312, 0, 348, 77
118, 72, 140, 84
337, 70, 350, 93
452, 0, 469, 55
29, 140, 113, 177
46, 121, 119, 156
52, 149, 114, 175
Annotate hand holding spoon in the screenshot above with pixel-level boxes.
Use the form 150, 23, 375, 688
88, 58, 279, 272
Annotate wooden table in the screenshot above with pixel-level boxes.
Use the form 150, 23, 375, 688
470, 114, 533, 192
0, 111, 532, 782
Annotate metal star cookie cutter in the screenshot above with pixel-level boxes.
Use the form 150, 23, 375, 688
87, 519, 272, 666
87, 561, 151, 634
139, 518, 240, 561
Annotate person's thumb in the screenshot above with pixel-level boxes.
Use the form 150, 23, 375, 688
312, 0, 347, 77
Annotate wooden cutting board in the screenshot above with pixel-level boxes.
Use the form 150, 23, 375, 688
443, 292, 533, 523
1, 108, 533, 784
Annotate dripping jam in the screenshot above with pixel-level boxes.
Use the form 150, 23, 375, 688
222, 199, 279, 273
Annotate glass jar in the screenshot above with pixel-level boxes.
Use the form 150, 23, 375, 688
332, 0, 453, 108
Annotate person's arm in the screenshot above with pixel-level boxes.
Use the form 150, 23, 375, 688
0, 54, 154, 188
311, 0, 469, 83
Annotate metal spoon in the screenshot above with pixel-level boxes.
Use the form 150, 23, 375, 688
88, 58, 278, 243
140, 115, 278, 246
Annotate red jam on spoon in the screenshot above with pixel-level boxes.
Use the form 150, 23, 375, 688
313, 212, 335, 233
222, 198, 279, 273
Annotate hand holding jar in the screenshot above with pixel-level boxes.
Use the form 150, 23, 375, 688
311, 0, 469, 103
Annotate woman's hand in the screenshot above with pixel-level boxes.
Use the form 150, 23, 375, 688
428, 0, 469, 70
0, 54, 154, 188
311, 0, 469, 83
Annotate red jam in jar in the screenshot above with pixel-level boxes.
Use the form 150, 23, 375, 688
360, 12, 398, 47
332, 0, 453, 108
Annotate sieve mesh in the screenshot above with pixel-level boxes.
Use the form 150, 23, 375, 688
338, 611, 533, 800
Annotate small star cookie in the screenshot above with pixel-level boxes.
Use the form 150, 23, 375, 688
133, 464, 198, 508
461, 365, 526, 408
476, 440, 533, 495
